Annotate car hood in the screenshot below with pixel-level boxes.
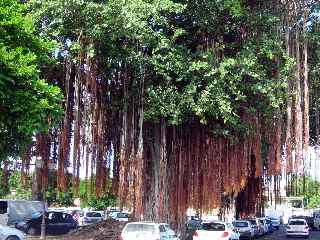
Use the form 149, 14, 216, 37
0, 225, 25, 237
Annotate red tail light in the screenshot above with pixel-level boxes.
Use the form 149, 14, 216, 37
221, 231, 229, 238
193, 231, 199, 237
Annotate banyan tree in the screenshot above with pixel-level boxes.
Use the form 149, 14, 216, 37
11, 0, 320, 230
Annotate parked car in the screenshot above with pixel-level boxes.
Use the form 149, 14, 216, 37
0, 225, 25, 240
267, 216, 280, 230
79, 211, 103, 226
257, 218, 268, 234
121, 222, 179, 240
186, 217, 201, 240
245, 219, 264, 237
290, 215, 314, 229
265, 218, 274, 234
286, 218, 309, 238
110, 212, 129, 222
232, 220, 254, 240
193, 221, 239, 240
15, 211, 77, 235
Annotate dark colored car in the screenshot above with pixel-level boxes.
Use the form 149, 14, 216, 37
15, 211, 78, 235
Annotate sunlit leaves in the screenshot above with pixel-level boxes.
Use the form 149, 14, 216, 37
0, 0, 63, 160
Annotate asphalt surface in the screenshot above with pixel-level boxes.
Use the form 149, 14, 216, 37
262, 227, 320, 240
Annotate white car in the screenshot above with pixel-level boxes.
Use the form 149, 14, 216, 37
121, 222, 179, 240
79, 211, 103, 226
110, 212, 129, 222
232, 220, 254, 239
0, 225, 25, 240
286, 219, 309, 238
193, 221, 240, 240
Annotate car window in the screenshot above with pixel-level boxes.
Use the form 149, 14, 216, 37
164, 224, 171, 231
258, 220, 264, 224
64, 214, 74, 223
200, 222, 225, 231
248, 220, 257, 225
86, 212, 102, 217
233, 221, 248, 227
0, 201, 8, 214
117, 213, 128, 218
289, 220, 306, 225
124, 224, 156, 233
159, 225, 166, 232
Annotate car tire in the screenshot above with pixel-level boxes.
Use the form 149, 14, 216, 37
27, 227, 37, 235
6, 236, 20, 240
276, 226, 279, 230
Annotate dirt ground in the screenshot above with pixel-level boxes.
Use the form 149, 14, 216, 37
26, 219, 125, 240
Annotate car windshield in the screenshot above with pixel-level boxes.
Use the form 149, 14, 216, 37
289, 220, 306, 225
31, 212, 42, 219
200, 222, 225, 231
124, 224, 156, 233
117, 213, 128, 218
248, 220, 257, 225
86, 212, 102, 217
233, 221, 248, 227
266, 220, 271, 224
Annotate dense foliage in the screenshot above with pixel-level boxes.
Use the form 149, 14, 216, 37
0, 0, 62, 161
2, 0, 320, 228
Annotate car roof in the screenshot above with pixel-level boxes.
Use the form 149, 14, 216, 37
201, 221, 226, 224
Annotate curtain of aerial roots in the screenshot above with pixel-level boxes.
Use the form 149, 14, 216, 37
284, 1, 309, 191
53, 42, 112, 196
117, 115, 283, 226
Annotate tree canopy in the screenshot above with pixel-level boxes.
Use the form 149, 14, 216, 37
0, 0, 62, 161
2, 0, 320, 232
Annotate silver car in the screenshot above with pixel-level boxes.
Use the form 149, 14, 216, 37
0, 225, 25, 240
232, 220, 254, 240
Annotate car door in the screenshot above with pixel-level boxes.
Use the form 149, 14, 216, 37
47, 212, 65, 235
63, 213, 77, 233
0, 226, 5, 239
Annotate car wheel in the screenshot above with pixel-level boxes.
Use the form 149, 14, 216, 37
276, 226, 279, 230
27, 227, 37, 235
6, 236, 20, 240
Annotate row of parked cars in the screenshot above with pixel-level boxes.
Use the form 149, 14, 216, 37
188, 216, 281, 240
12, 209, 130, 236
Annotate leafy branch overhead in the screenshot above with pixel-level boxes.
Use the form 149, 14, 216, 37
0, 0, 63, 160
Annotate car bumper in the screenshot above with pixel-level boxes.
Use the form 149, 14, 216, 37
286, 231, 309, 236
239, 232, 252, 237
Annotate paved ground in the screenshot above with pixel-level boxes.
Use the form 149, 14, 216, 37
262, 227, 320, 240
